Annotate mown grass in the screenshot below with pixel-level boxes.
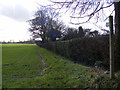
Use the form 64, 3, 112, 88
2, 44, 120, 88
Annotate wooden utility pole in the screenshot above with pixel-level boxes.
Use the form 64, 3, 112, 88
109, 16, 114, 79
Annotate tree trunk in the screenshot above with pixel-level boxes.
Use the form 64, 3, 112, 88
114, 1, 120, 72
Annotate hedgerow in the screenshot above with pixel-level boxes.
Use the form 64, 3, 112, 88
37, 36, 109, 70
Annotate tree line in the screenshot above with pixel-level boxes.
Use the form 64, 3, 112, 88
28, 7, 109, 43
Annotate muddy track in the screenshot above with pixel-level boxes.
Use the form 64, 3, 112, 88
38, 51, 46, 76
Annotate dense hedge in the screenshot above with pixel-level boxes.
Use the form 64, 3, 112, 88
37, 36, 109, 69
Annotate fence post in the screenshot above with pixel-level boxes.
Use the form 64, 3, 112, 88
109, 15, 114, 79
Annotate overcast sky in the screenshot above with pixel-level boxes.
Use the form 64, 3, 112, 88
0, 0, 114, 42
0, 0, 52, 42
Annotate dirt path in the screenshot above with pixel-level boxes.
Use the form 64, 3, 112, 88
38, 51, 46, 76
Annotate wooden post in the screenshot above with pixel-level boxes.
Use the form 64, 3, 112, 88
109, 16, 114, 79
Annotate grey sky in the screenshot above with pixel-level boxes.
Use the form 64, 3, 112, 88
0, 3, 31, 22
0, 0, 45, 42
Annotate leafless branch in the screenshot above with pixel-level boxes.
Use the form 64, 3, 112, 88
49, 0, 73, 4
42, 0, 114, 25
70, 15, 93, 25
70, 3, 113, 18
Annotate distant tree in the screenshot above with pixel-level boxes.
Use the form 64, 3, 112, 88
46, 19, 64, 41
88, 30, 99, 37
62, 27, 74, 40
62, 26, 85, 40
28, 9, 48, 43
78, 26, 85, 37
28, 7, 64, 43
84, 29, 91, 32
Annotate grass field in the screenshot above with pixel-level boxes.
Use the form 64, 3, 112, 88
2, 44, 120, 88
2, 44, 43, 88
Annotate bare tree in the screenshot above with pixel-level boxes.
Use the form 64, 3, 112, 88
28, 7, 64, 42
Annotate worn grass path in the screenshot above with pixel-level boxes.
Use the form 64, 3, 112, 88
38, 50, 46, 76
2, 44, 120, 88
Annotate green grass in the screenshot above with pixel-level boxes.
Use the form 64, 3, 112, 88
2, 44, 120, 88
2, 44, 43, 88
